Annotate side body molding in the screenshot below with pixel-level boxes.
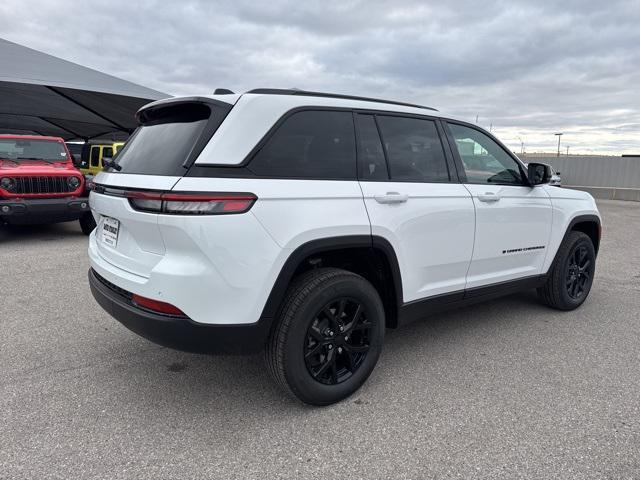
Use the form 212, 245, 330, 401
259, 214, 601, 330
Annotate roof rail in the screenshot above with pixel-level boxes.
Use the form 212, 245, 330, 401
245, 88, 437, 111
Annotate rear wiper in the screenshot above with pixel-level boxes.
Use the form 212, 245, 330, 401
103, 158, 122, 171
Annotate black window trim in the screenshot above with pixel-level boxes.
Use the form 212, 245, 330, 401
441, 119, 530, 187
187, 106, 458, 183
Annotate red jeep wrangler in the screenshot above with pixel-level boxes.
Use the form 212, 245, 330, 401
0, 134, 95, 234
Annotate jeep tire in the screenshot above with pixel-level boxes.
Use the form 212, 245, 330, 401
266, 268, 385, 406
538, 231, 596, 310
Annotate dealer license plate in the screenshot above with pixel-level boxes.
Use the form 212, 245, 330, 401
101, 216, 120, 247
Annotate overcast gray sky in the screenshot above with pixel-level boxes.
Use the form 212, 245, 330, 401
2, 0, 639, 154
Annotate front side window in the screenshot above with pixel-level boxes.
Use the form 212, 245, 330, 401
376, 116, 449, 182
448, 123, 524, 185
102, 147, 114, 160
249, 110, 356, 179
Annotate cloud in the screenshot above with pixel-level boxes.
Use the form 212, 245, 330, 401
1, 0, 639, 154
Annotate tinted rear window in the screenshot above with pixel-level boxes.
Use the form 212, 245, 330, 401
111, 103, 227, 176
248, 110, 356, 179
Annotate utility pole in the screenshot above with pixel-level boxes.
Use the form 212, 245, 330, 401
566, 145, 570, 156
554, 133, 563, 157
475, 114, 479, 124
517, 136, 524, 155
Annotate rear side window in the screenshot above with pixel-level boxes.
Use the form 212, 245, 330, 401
90, 147, 100, 167
111, 102, 228, 176
355, 114, 388, 180
249, 110, 356, 179
377, 116, 449, 182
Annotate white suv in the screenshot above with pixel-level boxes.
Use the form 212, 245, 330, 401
88, 89, 601, 405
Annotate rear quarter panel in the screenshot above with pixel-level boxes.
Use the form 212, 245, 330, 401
166, 176, 371, 324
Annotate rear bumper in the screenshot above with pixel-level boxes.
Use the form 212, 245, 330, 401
88, 268, 271, 354
0, 197, 90, 224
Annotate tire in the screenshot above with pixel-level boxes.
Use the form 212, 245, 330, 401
266, 267, 385, 406
79, 212, 96, 235
538, 231, 596, 310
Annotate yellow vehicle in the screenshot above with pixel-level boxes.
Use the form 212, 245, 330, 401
77, 142, 125, 176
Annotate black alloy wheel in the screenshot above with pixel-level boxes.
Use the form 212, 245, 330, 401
304, 298, 372, 385
537, 231, 596, 311
565, 244, 592, 300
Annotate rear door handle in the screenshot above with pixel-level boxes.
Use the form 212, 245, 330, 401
477, 192, 500, 203
374, 192, 408, 204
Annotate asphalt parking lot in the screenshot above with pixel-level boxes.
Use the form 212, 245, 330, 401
1, 199, 639, 479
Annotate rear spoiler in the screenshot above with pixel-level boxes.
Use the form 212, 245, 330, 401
135, 96, 238, 124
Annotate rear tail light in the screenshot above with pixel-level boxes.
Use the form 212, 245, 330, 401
162, 193, 256, 214
132, 294, 186, 316
94, 186, 256, 215
126, 191, 164, 213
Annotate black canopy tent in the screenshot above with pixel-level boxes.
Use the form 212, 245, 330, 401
0, 38, 168, 141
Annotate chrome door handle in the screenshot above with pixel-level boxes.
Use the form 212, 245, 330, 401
478, 192, 500, 203
374, 192, 408, 204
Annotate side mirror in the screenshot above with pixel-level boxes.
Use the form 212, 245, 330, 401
527, 162, 552, 186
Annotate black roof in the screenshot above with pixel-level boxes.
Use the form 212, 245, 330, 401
245, 88, 437, 111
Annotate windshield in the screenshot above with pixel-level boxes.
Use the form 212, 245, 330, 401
0, 139, 69, 162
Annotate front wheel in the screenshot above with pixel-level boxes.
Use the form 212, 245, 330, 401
538, 231, 596, 310
79, 212, 96, 235
266, 268, 385, 406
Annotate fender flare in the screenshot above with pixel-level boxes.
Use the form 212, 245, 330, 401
547, 214, 601, 271
259, 235, 403, 322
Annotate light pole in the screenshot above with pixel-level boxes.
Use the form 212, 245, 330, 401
517, 136, 525, 155
566, 145, 570, 156
554, 133, 563, 157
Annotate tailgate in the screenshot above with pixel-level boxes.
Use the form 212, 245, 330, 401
90, 173, 180, 278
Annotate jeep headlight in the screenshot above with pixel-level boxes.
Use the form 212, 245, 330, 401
67, 176, 80, 189
0, 177, 16, 192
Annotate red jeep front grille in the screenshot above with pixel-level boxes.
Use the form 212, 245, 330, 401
15, 176, 74, 194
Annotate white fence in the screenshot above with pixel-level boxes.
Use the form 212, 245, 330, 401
518, 155, 640, 201
521, 155, 640, 189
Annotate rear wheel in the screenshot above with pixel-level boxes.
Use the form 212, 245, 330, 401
79, 212, 96, 235
266, 268, 385, 406
538, 231, 596, 310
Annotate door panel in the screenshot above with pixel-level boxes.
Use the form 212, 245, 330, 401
360, 182, 475, 301
463, 184, 552, 288
444, 121, 553, 288
356, 113, 475, 302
